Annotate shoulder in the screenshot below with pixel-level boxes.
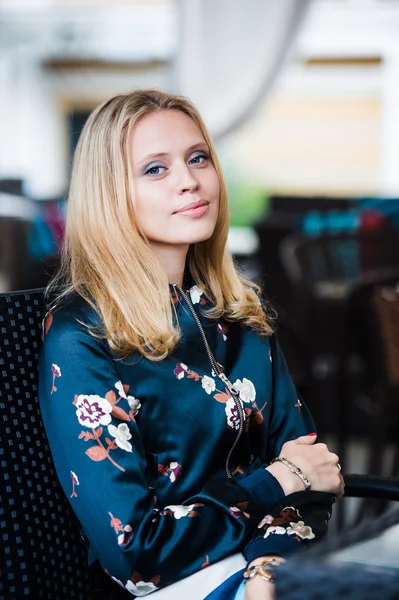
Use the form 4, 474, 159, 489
43, 291, 104, 346
236, 319, 275, 349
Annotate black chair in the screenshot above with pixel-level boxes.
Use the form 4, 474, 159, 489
279, 228, 399, 435
0, 288, 97, 599
334, 273, 399, 529
1, 288, 131, 600
1, 288, 399, 599
338, 273, 399, 456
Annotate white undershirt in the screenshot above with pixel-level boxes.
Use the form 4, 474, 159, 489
150, 553, 246, 600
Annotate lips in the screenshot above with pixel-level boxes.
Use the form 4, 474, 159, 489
175, 200, 209, 214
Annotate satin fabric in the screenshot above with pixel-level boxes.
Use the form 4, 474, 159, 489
39, 287, 316, 596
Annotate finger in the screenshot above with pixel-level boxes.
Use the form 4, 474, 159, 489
335, 473, 345, 499
328, 452, 340, 465
294, 433, 318, 445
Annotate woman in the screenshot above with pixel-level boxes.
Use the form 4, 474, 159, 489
39, 89, 343, 600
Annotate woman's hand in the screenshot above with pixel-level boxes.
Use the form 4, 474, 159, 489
266, 434, 344, 498
243, 556, 282, 600
244, 577, 275, 600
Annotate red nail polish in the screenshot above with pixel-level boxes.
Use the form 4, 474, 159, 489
307, 432, 317, 436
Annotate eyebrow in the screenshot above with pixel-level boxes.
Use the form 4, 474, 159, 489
136, 142, 209, 166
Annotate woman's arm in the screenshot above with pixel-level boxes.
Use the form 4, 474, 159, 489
266, 435, 343, 498
261, 335, 342, 498
241, 335, 340, 567
241, 489, 334, 600
244, 555, 282, 600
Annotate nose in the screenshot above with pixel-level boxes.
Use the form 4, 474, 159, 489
176, 163, 200, 194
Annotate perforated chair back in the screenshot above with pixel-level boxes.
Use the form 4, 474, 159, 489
0, 289, 95, 599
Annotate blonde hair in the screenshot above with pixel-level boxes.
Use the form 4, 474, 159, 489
51, 89, 274, 360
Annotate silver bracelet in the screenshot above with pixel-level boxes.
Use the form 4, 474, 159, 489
270, 456, 311, 491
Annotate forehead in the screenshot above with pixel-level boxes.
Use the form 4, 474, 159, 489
130, 109, 205, 159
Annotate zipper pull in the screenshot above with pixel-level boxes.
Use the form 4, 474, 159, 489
217, 372, 239, 397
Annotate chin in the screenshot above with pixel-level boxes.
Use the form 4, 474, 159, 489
181, 225, 217, 245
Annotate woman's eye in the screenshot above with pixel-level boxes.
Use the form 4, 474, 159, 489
189, 153, 209, 165
144, 164, 166, 176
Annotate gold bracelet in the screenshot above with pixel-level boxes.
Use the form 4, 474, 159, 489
270, 456, 311, 490
243, 558, 283, 583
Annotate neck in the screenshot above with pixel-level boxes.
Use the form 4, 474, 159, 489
150, 243, 189, 288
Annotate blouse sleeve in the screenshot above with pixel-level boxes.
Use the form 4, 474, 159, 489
243, 334, 334, 562
243, 490, 335, 563
39, 305, 295, 594
266, 333, 316, 461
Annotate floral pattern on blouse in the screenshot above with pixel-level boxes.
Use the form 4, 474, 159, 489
173, 363, 188, 380
50, 363, 61, 394
201, 375, 216, 395
76, 394, 113, 428
111, 573, 160, 597
258, 506, 315, 543
158, 461, 182, 483
109, 512, 134, 547
70, 470, 79, 498
108, 423, 133, 452
264, 525, 287, 537
39, 291, 328, 594
233, 378, 256, 404
174, 363, 266, 431
163, 503, 204, 519
189, 285, 203, 305
229, 501, 250, 520
65, 379, 142, 472
44, 311, 54, 335
170, 289, 182, 305
217, 323, 229, 341
113, 381, 142, 420
225, 397, 241, 430
126, 578, 159, 597
286, 521, 315, 540
43, 304, 64, 337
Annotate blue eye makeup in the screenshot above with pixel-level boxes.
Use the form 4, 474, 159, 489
189, 152, 209, 165
143, 163, 166, 176
142, 151, 210, 177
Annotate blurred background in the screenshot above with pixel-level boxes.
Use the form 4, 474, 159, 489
1, 0, 399, 531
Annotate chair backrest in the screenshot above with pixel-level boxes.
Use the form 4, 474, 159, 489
0, 289, 95, 599
345, 273, 399, 393
280, 228, 399, 296
373, 283, 399, 387
340, 274, 399, 490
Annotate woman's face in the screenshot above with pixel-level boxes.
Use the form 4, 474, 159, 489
129, 109, 220, 253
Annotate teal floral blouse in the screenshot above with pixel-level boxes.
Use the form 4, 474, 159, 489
39, 284, 334, 597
